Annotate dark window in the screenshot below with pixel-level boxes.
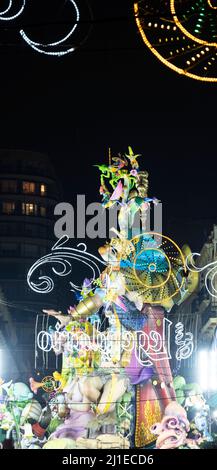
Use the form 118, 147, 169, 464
2, 202, 15, 214
40, 206, 46, 217
22, 244, 38, 257
1, 180, 17, 193
40, 246, 48, 256
0, 242, 19, 255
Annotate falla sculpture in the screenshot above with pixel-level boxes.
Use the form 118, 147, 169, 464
1, 147, 207, 449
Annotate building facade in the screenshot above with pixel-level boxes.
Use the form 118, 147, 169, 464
172, 225, 217, 382
0, 150, 62, 380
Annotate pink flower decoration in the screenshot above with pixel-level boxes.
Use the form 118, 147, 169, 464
130, 169, 138, 176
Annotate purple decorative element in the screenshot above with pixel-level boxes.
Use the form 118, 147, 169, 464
51, 410, 94, 440
125, 348, 153, 385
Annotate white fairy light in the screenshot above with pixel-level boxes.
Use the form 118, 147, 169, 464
0, 0, 25, 21
20, 0, 80, 57
175, 322, 194, 361
186, 252, 217, 299
0, 1, 12, 15
36, 317, 174, 368
27, 235, 106, 294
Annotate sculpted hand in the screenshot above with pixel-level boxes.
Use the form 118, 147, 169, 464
42, 309, 70, 328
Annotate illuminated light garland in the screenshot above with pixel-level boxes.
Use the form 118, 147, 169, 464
170, 0, 217, 47
20, 0, 80, 56
0, 0, 25, 20
0, 0, 12, 15
174, 322, 194, 361
133, 247, 172, 289
208, 0, 217, 8
122, 231, 186, 304
186, 252, 217, 299
36, 316, 194, 367
134, 2, 217, 82
27, 235, 106, 294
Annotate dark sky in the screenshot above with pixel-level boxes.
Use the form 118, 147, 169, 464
0, 0, 216, 251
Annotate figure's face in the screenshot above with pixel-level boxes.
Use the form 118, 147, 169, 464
98, 243, 119, 265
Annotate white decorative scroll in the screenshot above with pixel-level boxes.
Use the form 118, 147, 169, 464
0, 0, 25, 21
20, 0, 80, 56
175, 322, 194, 361
0, 0, 82, 57
134, 318, 172, 367
186, 252, 217, 299
27, 235, 106, 294
36, 317, 194, 367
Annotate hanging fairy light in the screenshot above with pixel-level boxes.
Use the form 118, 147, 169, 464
0, 0, 93, 57
134, 1, 217, 82
0, 0, 25, 21
20, 0, 80, 57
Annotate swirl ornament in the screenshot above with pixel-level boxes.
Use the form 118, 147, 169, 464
0, 1, 92, 57
0, 0, 25, 20
120, 232, 186, 304
151, 416, 188, 449
151, 402, 190, 449
186, 251, 217, 299
27, 235, 106, 294
175, 322, 194, 360
20, 0, 80, 56
134, 1, 217, 82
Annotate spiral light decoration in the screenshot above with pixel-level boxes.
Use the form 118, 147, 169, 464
134, 1, 217, 82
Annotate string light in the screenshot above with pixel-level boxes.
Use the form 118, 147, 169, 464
20, 0, 80, 56
207, 0, 217, 9
134, 2, 217, 82
170, 0, 217, 47
27, 235, 106, 294
0, 0, 12, 16
0, 0, 25, 21
175, 322, 194, 361
122, 231, 186, 304
186, 252, 217, 299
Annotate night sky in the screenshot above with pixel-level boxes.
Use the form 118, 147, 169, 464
0, 0, 217, 252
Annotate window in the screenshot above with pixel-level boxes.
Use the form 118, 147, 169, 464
2, 202, 15, 214
22, 181, 36, 194
1, 180, 17, 193
22, 244, 38, 257
0, 242, 18, 255
40, 206, 46, 217
22, 203, 37, 216
40, 184, 47, 196
0, 223, 18, 236
40, 246, 48, 256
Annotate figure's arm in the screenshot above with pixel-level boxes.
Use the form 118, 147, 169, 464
42, 309, 70, 328
43, 293, 104, 326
